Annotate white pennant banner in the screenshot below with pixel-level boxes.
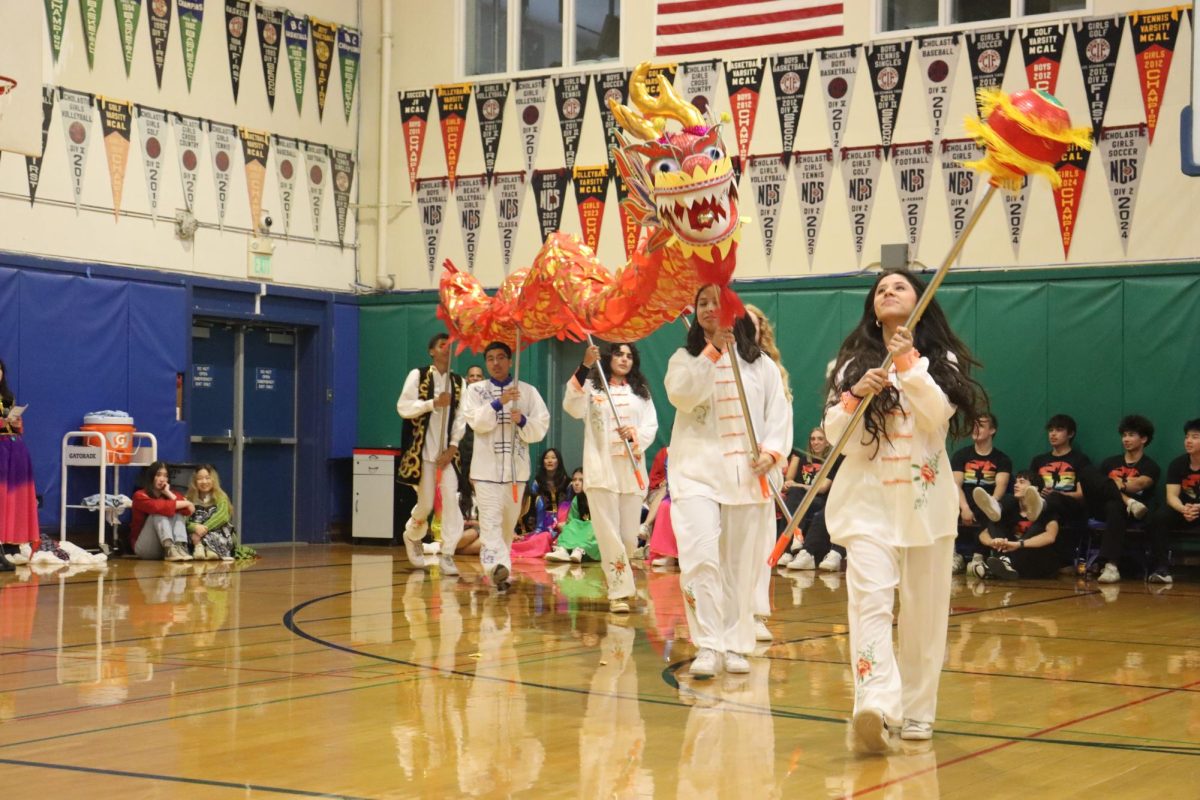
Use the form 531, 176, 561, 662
819, 46, 859, 151
58, 89, 95, 213
890, 142, 933, 258
454, 174, 488, 272
136, 106, 168, 221
416, 177, 450, 278
917, 34, 960, 141
1003, 176, 1031, 258
747, 155, 788, 265
208, 121, 238, 230
792, 149, 833, 269
492, 171, 525, 273
304, 141, 330, 241
513, 78, 548, 182
841, 145, 883, 266
940, 138, 985, 245
676, 60, 719, 114
174, 113, 204, 213
1098, 124, 1148, 254
271, 135, 300, 238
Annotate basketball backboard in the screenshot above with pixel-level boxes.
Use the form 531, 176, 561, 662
0, 0, 44, 157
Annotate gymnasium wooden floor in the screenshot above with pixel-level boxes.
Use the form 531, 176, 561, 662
0, 546, 1196, 798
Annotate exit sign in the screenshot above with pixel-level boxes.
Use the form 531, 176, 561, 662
248, 237, 275, 279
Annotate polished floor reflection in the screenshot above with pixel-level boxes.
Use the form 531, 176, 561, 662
0, 546, 1197, 798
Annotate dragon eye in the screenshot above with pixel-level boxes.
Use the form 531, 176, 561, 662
705, 146, 724, 161
652, 158, 681, 174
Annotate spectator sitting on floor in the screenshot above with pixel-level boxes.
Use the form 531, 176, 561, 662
1089, 415, 1161, 584
131, 461, 195, 562
975, 471, 1072, 581
1145, 418, 1200, 585
546, 469, 599, 563
951, 412, 1012, 575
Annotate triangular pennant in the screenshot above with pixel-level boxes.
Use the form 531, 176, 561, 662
135, 104, 168, 220
747, 155, 787, 265
80, 0, 103, 70
454, 174, 488, 271
940, 138, 985, 245
492, 171, 525, 273
225, 0, 251, 101
613, 174, 640, 260
572, 165, 609, 252
114, 0, 143, 77
644, 64, 678, 97
473, 81, 509, 182
1074, 16, 1125, 137
966, 28, 1014, 116
819, 46, 859, 152
148, 0, 172, 89
1098, 124, 1148, 254
1130, 7, 1184, 143
415, 177, 449, 278
770, 54, 812, 166
177, 0, 205, 91
890, 141, 933, 258
284, 12, 309, 114
532, 168, 568, 244
865, 41, 911, 154
239, 127, 270, 233
841, 145, 882, 266
256, 5, 284, 110
337, 26, 361, 123
271, 135, 300, 238
676, 60, 719, 115
554, 75, 591, 175
514, 78, 548, 181
593, 70, 629, 173
436, 83, 472, 190
1053, 144, 1091, 259
44, 0, 68, 63
310, 17, 337, 121
58, 88, 95, 212
26, 86, 56, 206
208, 121, 238, 230
916, 33, 959, 141
331, 148, 355, 248
1002, 176, 1031, 258
792, 149, 833, 269
1020, 23, 1067, 94
399, 89, 433, 195
174, 112, 204, 212
723, 58, 766, 178
303, 141, 330, 240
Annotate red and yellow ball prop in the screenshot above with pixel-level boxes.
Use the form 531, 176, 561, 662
964, 88, 1092, 189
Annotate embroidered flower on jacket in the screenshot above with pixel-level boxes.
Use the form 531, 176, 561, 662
683, 584, 697, 610
911, 451, 942, 509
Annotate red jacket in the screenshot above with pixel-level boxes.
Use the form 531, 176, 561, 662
131, 489, 187, 546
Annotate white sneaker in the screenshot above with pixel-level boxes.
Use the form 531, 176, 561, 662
1097, 562, 1120, 583
544, 547, 570, 562
422, 541, 440, 555
777, 551, 794, 566
690, 648, 720, 679
439, 555, 460, 576
403, 519, 428, 568
724, 651, 750, 674
787, 550, 816, 570
1019, 484, 1044, 521
851, 708, 891, 754
951, 552, 965, 574
753, 618, 773, 642
1127, 499, 1148, 520
650, 556, 676, 567
900, 719, 933, 740
609, 598, 631, 613
972, 487, 1001, 522
570, 548, 585, 563
819, 551, 843, 572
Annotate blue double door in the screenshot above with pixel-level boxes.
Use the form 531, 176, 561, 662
190, 322, 297, 544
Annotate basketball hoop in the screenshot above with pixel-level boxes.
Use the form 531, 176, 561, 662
0, 76, 16, 121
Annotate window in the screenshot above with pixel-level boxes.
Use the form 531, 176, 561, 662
464, 0, 620, 76
880, 0, 1088, 33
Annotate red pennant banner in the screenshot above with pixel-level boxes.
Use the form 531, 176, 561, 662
1130, 7, 1184, 144
1020, 24, 1067, 94
435, 82, 472, 189
399, 89, 432, 195
614, 174, 640, 260
573, 164, 610, 252
723, 58, 766, 179
1053, 144, 1091, 259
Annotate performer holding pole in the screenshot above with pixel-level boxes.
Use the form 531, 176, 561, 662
665, 285, 792, 679
565, 340, 658, 613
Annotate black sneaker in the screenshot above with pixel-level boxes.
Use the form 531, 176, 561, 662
1147, 568, 1173, 585
986, 555, 1019, 580
492, 564, 510, 593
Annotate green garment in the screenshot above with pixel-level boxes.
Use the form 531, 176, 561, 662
555, 497, 599, 561
187, 493, 232, 534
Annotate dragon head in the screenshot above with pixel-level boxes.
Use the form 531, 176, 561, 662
608, 63, 740, 263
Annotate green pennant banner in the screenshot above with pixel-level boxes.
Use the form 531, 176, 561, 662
284, 11, 309, 114
309, 17, 336, 121
80, 0, 103, 69
337, 26, 360, 123
44, 0, 68, 63
177, 0, 205, 91
115, 0, 143, 77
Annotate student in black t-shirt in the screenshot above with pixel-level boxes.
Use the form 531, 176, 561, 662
974, 471, 1072, 580
951, 412, 1012, 573
1090, 414, 1161, 584
780, 428, 845, 572
1145, 418, 1200, 584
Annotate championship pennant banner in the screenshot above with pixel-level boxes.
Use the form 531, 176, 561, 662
27, 87, 56, 206
240, 127, 269, 232
866, 41, 910, 153
1054, 144, 1092, 258
748, 155, 787, 264
819, 47, 858, 152
400, 89, 432, 194
474, 82, 509, 181
1129, 7, 1184, 143
841, 145, 882, 266
916, 34, 958, 141
792, 149, 832, 269
272, 134, 300, 237
771, 54, 811, 164
256, 5, 284, 109
890, 142, 932, 257
966, 28, 1013, 116
1098, 124, 1148, 253
724, 58, 766, 177
492, 171, 526, 273
436, 83, 472, 189
573, 165, 610, 251
59, 88, 95, 212
940, 138, 985, 245
416, 177, 449, 277
532, 168, 568, 244
555, 75, 591, 175
97, 96, 134, 219
677, 60, 719, 115
454, 174, 487, 271
1021, 24, 1067, 93
515, 78, 548, 181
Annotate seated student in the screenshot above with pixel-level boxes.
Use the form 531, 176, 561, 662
975, 471, 1071, 580
1145, 418, 1200, 584
513, 448, 569, 558
1090, 415, 1160, 584
645, 449, 679, 568
185, 465, 237, 562
546, 468, 599, 563
131, 461, 195, 561
951, 412, 1012, 574
784, 451, 846, 573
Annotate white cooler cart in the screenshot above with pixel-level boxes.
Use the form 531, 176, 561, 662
60, 430, 158, 551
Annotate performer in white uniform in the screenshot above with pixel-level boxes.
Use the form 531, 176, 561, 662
564, 342, 659, 613
395, 333, 468, 573
822, 269, 987, 752
460, 341, 550, 591
665, 285, 792, 679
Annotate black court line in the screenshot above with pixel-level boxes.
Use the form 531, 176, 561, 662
0, 757, 370, 798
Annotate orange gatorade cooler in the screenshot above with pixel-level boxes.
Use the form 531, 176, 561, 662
81, 413, 136, 464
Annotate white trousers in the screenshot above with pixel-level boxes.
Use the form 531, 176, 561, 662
845, 534, 953, 726
474, 481, 520, 577
753, 510, 777, 618
406, 460, 464, 554
671, 497, 771, 655
588, 488, 641, 600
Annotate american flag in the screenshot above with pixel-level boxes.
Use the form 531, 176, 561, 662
655, 0, 844, 58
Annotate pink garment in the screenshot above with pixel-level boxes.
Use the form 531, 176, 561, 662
511, 530, 555, 559
647, 496, 678, 559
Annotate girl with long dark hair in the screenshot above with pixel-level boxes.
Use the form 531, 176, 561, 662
0, 358, 38, 569
665, 284, 793, 679
822, 269, 987, 753
514, 448, 570, 559
131, 461, 195, 561
563, 341, 659, 611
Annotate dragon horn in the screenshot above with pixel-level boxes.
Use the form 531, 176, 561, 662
609, 62, 704, 141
